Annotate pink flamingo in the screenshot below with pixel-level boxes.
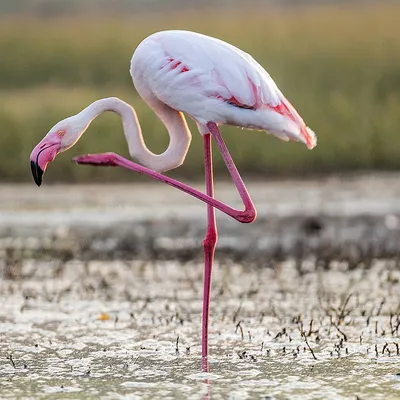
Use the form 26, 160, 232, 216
30, 30, 316, 364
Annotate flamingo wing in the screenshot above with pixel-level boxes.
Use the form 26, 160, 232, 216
131, 30, 316, 149
133, 31, 280, 107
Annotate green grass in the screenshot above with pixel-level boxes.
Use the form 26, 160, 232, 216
1, 3, 400, 182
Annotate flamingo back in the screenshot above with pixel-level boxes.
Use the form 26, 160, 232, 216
131, 30, 316, 149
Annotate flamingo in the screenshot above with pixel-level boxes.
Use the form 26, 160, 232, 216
30, 30, 316, 365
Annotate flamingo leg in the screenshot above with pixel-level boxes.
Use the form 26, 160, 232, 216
72, 125, 256, 224
73, 123, 255, 366
202, 133, 217, 368
206, 122, 254, 211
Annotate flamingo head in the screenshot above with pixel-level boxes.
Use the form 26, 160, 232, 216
30, 116, 87, 186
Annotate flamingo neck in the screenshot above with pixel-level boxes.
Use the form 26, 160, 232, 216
77, 97, 192, 172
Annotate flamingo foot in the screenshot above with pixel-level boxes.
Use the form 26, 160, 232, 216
72, 152, 119, 166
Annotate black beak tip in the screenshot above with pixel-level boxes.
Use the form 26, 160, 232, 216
30, 161, 43, 187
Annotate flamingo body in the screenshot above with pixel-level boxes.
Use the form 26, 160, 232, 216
131, 30, 316, 148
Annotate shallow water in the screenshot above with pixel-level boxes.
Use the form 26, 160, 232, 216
1, 259, 399, 399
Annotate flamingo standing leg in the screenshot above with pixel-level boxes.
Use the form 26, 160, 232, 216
202, 132, 217, 366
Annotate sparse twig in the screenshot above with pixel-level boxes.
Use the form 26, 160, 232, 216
303, 334, 317, 360
389, 314, 394, 335
308, 319, 314, 337
235, 321, 244, 340
332, 321, 348, 342
7, 355, 16, 369
376, 298, 386, 316
337, 293, 353, 324
232, 302, 242, 323
391, 319, 400, 336
298, 323, 317, 360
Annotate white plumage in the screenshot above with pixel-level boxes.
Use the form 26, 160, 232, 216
131, 30, 316, 148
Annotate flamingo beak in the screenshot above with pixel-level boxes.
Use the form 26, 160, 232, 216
30, 134, 62, 186
30, 160, 44, 187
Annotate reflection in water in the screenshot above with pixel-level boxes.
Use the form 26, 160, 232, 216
202, 357, 211, 400
202, 377, 211, 400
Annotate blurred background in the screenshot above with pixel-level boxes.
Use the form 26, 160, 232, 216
1, 0, 399, 183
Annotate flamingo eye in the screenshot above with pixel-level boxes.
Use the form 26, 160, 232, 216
57, 130, 66, 137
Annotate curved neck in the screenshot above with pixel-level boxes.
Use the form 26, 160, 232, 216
77, 97, 192, 172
